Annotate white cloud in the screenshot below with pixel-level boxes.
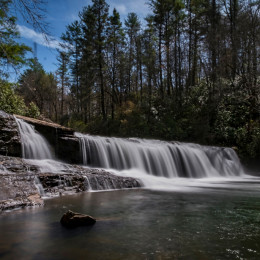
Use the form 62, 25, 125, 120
113, 4, 127, 14
109, 0, 150, 18
17, 25, 64, 51
128, 0, 150, 16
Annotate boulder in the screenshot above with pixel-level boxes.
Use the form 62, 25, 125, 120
60, 210, 96, 228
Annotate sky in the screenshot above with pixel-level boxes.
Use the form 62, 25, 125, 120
15, 0, 150, 78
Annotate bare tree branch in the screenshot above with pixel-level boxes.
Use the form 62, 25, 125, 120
12, 0, 50, 42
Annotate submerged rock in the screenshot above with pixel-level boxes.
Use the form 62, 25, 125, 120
60, 210, 96, 228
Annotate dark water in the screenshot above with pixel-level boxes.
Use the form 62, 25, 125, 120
1, 188, 260, 260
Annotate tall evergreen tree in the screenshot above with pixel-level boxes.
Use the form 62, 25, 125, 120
107, 8, 125, 119
57, 51, 70, 118
61, 21, 82, 114
125, 13, 141, 96
80, 0, 109, 121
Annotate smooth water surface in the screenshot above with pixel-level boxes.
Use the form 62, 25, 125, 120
1, 185, 260, 260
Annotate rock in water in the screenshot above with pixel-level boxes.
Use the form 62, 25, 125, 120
60, 210, 96, 228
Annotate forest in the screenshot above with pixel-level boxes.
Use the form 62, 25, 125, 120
0, 0, 260, 161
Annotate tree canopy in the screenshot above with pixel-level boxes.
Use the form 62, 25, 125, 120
0, 0, 259, 161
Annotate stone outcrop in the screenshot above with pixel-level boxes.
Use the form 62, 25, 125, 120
0, 155, 142, 212
38, 171, 141, 197
60, 210, 96, 228
0, 111, 21, 157
14, 114, 81, 163
0, 156, 43, 211
56, 136, 81, 164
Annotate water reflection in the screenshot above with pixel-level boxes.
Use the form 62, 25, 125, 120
1, 188, 260, 259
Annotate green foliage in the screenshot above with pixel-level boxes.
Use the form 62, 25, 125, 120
214, 78, 260, 159
26, 102, 40, 118
0, 0, 31, 77
32, 0, 259, 163
0, 80, 27, 115
67, 118, 88, 133
0, 79, 41, 119
17, 59, 59, 118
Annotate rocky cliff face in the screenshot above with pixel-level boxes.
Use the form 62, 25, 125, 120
0, 111, 21, 157
0, 155, 142, 212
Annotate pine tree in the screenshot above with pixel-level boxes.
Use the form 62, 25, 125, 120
125, 13, 141, 97
57, 51, 70, 118
61, 21, 82, 114
80, 0, 109, 121
107, 8, 125, 119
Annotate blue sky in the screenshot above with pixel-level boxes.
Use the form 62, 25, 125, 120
15, 0, 150, 78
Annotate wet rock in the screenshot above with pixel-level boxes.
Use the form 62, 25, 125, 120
60, 210, 96, 228
14, 114, 74, 147
27, 194, 43, 206
0, 155, 142, 212
14, 114, 79, 163
0, 110, 21, 157
0, 195, 43, 211
56, 136, 81, 164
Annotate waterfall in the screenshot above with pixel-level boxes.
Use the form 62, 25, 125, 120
35, 176, 46, 197
76, 133, 244, 178
16, 118, 53, 160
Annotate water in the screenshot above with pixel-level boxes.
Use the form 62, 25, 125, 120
35, 176, 46, 197
2, 128, 260, 258
1, 186, 260, 260
76, 133, 244, 179
15, 118, 53, 159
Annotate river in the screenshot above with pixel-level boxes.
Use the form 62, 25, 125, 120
1, 182, 260, 259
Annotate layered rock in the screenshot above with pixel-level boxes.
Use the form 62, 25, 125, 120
0, 155, 142, 212
14, 114, 81, 163
56, 136, 81, 164
0, 111, 21, 157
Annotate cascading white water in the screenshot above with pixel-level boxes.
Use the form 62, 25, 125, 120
16, 118, 53, 159
76, 133, 244, 178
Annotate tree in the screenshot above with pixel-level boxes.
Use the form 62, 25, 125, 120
11, 0, 49, 38
0, 79, 27, 114
143, 15, 157, 117
61, 20, 82, 114
125, 13, 141, 97
56, 0, 260, 159
0, 0, 30, 78
18, 59, 58, 119
57, 51, 70, 118
80, 0, 109, 121
106, 8, 125, 119
149, 0, 165, 98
